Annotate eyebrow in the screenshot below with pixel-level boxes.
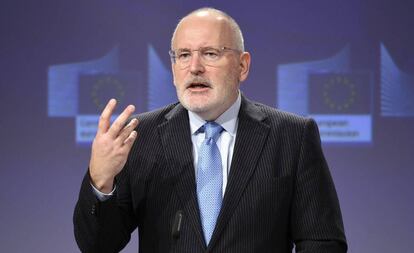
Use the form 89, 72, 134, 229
176, 46, 219, 51
176, 47, 191, 51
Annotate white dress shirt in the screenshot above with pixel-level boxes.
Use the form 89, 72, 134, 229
92, 92, 241, 201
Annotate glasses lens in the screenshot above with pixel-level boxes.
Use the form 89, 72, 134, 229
176, 49, 191, 63
171, 47, 232, 69
200, 47, 221, 62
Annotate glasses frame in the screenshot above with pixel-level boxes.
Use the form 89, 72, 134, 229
168, 46, 242, 68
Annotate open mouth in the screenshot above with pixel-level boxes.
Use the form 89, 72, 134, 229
187, 83, 210, 90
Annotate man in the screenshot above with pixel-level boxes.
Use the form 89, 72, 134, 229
74, 7, 347, 253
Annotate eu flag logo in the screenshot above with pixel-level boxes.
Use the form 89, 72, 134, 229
79, 73, 140, 114
309, 73, 372, 115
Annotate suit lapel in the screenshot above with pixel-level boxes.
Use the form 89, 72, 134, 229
157, 104, 206, 248
208, 97, 270, 249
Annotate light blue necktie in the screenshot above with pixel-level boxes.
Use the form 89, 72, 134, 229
196, 122, 223, 245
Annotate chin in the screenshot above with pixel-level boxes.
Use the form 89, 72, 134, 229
183, 102, 211, 113
180, 98, 214, 114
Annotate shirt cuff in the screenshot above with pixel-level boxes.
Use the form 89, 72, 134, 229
90, 183, 116, 202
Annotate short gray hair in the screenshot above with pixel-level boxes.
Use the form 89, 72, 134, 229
171, 7, 245, 52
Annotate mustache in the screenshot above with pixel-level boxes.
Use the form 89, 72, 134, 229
184, 77, 212, 88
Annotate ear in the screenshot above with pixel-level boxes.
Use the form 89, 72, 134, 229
171, 63, 177, 87
238, 52, 251, 82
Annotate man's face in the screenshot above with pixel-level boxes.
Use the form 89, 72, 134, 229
171, 14, 249, 120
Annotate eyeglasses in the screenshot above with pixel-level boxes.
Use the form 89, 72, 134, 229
168, 46, 241, 69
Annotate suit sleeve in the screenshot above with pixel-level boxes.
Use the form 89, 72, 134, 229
73, 166, 138, 253
291, 118, 347, 253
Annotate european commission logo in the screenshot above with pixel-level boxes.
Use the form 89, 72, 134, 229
277, 43, 414, 144
48, 45, 176, 145
47, 47, 143, 145
308, 72, 373, 143
277, 46, 374, 144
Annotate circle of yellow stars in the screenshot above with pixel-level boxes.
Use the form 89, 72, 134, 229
91, 76, 125, 110
323, 75, 357, 112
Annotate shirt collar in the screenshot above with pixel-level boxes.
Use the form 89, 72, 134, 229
188, 91, 241, 136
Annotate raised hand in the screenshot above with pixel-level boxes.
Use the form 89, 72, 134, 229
89, 99, 139, 193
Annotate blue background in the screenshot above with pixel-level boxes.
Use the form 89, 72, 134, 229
1, 0, 413, 252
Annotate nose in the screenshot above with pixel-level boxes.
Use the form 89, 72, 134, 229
189, 51, 205, 75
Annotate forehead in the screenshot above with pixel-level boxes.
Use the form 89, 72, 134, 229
173, 14, 233, 49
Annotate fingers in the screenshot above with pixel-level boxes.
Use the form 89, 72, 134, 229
123, 130, 138, 148
116, 118, 139, 145
108, 104, 136, 137
116, 119, 139, 154
97, 99, 117, 135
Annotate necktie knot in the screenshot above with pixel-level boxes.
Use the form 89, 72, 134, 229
201, 122, 223, 142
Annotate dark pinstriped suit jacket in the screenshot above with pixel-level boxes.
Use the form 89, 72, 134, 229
74, 96, 347, 253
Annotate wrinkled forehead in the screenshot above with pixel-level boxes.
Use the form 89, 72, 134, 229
172, 14, 234, 50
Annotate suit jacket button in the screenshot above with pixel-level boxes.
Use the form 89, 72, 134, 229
91, 205, 96, 215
